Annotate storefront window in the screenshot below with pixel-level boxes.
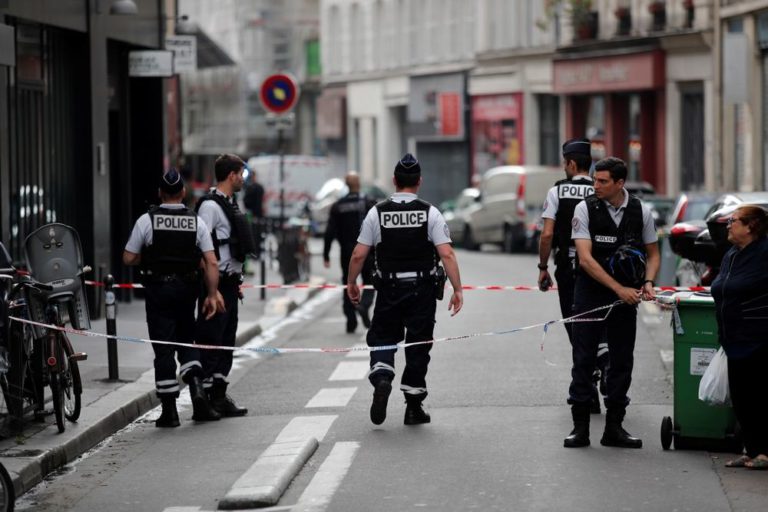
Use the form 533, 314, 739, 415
586, 95, 605, 160
471, 93, 524, 175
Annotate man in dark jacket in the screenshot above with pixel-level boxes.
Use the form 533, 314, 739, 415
323, 171, 377, 333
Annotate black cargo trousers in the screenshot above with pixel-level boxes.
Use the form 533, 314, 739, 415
144, 278, 204, 398
366, 279, 436, 402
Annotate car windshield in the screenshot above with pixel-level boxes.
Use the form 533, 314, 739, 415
684, 200, 715, 222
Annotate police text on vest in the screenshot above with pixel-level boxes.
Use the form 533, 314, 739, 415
153, 215, 197, 231
559, 184, 594, 199
380, 210, 427, 228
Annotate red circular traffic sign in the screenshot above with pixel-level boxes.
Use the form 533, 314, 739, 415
259, 73, 300, 115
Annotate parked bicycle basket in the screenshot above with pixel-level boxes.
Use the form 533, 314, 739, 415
24, 223, 91, 334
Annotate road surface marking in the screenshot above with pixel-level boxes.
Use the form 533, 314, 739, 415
292, 442, 360, 512
305, 387, 358, 408
328, 360, 369, 381
219, 416, 338, 509
276, 415, 337, 443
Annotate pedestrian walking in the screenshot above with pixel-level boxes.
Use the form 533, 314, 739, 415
243, 167, 265, 266
346, 153, 463, 426
711, 205, 768, 469
323, 171, 377, 333
565, 157, 659, 449
195, 154, 257, 417
538, 138, 608, 413
123, 169, 224, 427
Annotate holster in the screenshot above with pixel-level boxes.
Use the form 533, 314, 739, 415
371, 271, 382, 292
434, 266, 446, 300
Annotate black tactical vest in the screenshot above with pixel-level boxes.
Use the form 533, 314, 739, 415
196, 192, 257, 263
333, 193, 374, 249
375, 199, 436, 274
141, 206, 201, 275
581, 193, 645, 277
553, 176, 594, 266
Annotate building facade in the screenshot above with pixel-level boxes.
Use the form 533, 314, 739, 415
0, 0, 169, 310
552, 0, 715, 195
320, 0, 557, 205
178, 0, 322, 184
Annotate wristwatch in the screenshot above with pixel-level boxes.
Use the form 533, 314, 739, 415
643, 279, 655, 287
537, 263, 548, 270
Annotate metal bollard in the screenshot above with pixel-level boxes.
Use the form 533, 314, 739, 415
105, 274, 119, 380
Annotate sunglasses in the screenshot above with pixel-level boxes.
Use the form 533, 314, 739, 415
727, 217, 743, 227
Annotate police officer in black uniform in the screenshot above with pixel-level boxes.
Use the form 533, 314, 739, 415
565, 157, 659, 449
347, 153, 463, 426
123, 169, 224, 427
323, 171, 377, 333
538, 138, 608, 414
196, 154, 257, 417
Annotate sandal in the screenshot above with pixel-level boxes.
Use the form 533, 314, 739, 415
725, 455, 752, 468
745, 455, 768, 470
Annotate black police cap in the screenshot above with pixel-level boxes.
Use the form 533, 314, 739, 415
394, 153, 421, 175
562, 138, 591, 158
159, 168, 184, 195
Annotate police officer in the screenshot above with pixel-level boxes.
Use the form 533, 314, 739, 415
538, 138, 608, 414
347, 153, 463, 426
323, 171, 377, 333
123, 169, 224, 427
565, 157, 659, 449
195, 154, 256, 417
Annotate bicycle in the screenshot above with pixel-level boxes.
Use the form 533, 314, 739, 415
0, 460, 14, 512
0, 224, 89, 434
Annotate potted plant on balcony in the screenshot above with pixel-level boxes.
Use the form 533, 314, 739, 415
536, 0, 597, 41
648, 0, 666, 31
614, 4, 631, 36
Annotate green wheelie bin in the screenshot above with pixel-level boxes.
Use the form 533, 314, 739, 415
659, 292, 741, 451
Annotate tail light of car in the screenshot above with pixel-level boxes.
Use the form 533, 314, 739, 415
516, 175, 526, 220
670, 223, 701, 236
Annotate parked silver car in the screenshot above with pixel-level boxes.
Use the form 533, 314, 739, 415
464, 165, 561, 252
440, 188, 480, 247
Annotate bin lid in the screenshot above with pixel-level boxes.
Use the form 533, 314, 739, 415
674, 291, 714, 306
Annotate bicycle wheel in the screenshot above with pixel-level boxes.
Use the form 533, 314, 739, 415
0, 461, 15, 512
60, 334, 81, 422
49, 357, 65, 433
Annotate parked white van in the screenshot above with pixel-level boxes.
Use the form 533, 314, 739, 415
464, 165, 562, 252
246, 155, 343, 220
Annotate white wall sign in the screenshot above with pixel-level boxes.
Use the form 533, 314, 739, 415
166, 36, 197, 73
129, 51, 174, 77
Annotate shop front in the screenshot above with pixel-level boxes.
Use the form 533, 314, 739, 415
553, 50, 666, 193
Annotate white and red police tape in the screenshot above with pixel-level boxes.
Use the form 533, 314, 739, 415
83, 279, 710, 293
8, 301, 626, 355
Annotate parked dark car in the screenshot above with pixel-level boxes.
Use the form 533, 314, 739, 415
669, 192, 768, 284
705, 193, 768, 259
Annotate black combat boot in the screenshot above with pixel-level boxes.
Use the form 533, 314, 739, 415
404, 396, 431, 425
189, 376, 221, 422
155, 397, 180, 428
601, 408, 642, 448
370, 378, 392, 425
211, 382, 248, 417
564, 404, 590, 448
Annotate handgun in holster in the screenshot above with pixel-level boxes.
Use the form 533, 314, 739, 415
434, 266, 447, 300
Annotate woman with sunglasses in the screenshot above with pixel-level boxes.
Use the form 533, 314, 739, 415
711, 204, 768, 469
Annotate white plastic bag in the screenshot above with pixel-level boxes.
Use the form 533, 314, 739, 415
698, 347, 731, 406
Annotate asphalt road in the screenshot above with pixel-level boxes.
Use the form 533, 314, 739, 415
15, 243, 768, 511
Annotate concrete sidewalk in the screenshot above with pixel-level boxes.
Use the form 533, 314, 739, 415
0, 264, 324, 499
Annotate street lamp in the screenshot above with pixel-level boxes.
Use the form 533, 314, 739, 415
110, 0, 138, 15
